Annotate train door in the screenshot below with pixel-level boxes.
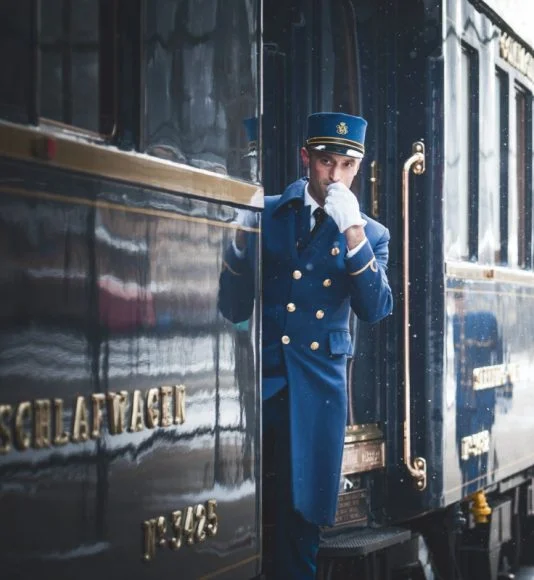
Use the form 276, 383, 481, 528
262, 0, 435, 525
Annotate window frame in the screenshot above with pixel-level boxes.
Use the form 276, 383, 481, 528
454, 42, 480, 262
513, 83, 533, 268
35, 0, 118, 139
496, 30, 534, 271
462, 43, 480, 262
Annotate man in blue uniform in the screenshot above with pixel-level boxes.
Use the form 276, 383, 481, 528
219, 112, 393, 579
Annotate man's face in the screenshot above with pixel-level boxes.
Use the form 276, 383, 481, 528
300, 147, 361, 205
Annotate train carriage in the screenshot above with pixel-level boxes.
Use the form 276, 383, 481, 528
262, 0, 534, 578
0, 1, 262, 579
2, 1, 534, 580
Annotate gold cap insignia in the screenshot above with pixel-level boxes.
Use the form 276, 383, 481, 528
336, 122, 349, 135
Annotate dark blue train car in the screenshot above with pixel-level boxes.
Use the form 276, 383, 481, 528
0, 1, 262, 579
262, 0, 534, 578
2, 1, 534, 579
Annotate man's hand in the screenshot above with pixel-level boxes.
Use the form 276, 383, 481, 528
324, 182, 366, 233
235, 189, 262, 229
233, 189, 262, 252
235, 207, 258, 229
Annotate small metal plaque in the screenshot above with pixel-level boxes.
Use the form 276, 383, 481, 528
335, 489, 367, 526
341, 439, 385, 475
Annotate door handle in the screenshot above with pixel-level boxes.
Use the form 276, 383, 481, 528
402, 141, 427, 491
370, 160, 379, 217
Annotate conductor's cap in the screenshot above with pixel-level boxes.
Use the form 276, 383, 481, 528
305, 112, 367, 158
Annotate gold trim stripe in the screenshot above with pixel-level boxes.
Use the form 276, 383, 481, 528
446, 288, 534, 299
446, 260, 534, 286
349, 257, 377, 277
0, 122, 264, 208
198, 554, 259, 580
222, 260, 242, 276
0, 185, 260, 232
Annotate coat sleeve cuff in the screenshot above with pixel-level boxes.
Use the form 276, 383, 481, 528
223, 244, 248, 276
344, 240, 379, 276
345, 237, 367, 258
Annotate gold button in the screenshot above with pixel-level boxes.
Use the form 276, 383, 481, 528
316, 310, 325, 319
323, 279, 332, 287
331, 247, 340, 256
293, 270, 302, 280
310, 341, 319, 351
281, 335, 290, 344
287, 303, 296, 313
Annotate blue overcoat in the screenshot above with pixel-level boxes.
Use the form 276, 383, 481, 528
219, 178, 393, 526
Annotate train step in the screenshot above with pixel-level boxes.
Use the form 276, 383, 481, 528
319, 525, 412, 558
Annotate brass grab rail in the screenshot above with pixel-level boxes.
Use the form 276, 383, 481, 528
402, 141, 427, 491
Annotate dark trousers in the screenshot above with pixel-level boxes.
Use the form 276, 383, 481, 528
262, 388, 321, 579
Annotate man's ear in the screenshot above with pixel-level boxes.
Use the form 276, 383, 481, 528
300, 146, 310, 168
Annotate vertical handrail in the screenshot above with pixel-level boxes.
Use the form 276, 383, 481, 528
402, 141, 427, 491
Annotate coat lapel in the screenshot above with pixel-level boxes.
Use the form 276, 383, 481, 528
266, 200, 300, 264
271, 179, 307, 263
296, 204, 311, 255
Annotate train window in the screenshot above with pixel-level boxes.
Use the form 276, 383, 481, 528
510, 85, 532, 268
456, 49, 470, 259
0, 1, 34, 123
495, 68, 509, 265
451, 46, 479, 261
466, 46, 480, 261
39, 0, 116, 135
142, 0, 260, 183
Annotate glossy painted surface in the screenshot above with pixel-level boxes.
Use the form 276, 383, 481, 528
260, 0, 534, 530
347, 0, 534, 520
0, 158, 261, 579
441, 269, 534, 504
419, 0, 534, 509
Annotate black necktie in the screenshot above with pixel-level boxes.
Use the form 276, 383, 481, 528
310, 207, 326, 238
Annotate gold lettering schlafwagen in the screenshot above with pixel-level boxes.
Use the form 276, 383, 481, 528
0, 385, 186, 454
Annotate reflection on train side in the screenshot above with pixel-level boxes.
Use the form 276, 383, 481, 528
0, 181, 259, 573
0, 329, 254, 477
447, 283, 526, 493
451, 288, 501, 487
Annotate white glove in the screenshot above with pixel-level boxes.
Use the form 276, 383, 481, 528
324, 182, 366, 232
235, 208, 258, 228
234, 189, 262, 229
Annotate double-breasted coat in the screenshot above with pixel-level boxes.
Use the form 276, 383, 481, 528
219, 177, 393, 526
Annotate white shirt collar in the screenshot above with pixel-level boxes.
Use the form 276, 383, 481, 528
304, 183, 320, 215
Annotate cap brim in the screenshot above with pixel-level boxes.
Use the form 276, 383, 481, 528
308, 143, 364, 159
